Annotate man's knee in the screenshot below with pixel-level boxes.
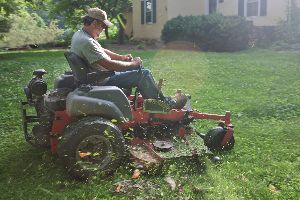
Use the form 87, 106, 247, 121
141, 69, 152, 78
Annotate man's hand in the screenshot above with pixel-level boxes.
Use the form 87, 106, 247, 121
96, 56, 142, 71
122, 54, 133, 61
132, 57, 142, 67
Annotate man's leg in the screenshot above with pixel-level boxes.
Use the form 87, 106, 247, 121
104, 69, 163, 99
104, 69, 187, 109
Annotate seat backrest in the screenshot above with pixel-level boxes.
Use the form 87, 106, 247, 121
64, 52, 91, 84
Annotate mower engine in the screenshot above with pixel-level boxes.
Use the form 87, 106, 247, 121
24, 69, 48, 102
21, 69, 70, 148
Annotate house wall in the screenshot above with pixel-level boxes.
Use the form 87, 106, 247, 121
132, 0, 168, 39
124, 12, 133, 37
217, 0, 238, 16
251, 0, 300, 26
248, 0, 288, 26
131, 0, 300, 40
216, 0, 300, 26
167, 0, 205, 19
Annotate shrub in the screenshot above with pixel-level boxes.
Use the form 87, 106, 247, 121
0, 16, 10, 41
274, 0, 300, 48
53, 28, 74, 47
161, 14, 251, 52
0, 16, 10, 33
0, 12, 63, 48
250, 26, 277, 48
161, 15, 191, 43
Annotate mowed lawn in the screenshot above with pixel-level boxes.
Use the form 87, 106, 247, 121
0, 49, 299, 200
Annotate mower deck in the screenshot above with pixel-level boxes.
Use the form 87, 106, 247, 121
129, 130, 206, 170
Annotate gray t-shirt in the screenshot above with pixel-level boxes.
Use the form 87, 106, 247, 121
70, 29, 110, 71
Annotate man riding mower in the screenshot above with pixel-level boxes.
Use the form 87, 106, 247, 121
21, 51, 234, 180
20, 7, 235, 180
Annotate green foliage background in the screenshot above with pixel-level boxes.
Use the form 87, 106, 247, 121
0, 12, 63, 48
0, 0, 132, 47
50, 0, 132, 30
1, 0, 300, 49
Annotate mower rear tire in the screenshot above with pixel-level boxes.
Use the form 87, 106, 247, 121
204, 126, 235, 151
58, 117, 126, 180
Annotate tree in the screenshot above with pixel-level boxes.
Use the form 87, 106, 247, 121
0, 12, 63, 48
117, 13, 127, 44
0, 0, 27, 16
0, 0, 27, 37
50, 0, 132, 38
0, 0, 64, 47
0, 15, 10, 37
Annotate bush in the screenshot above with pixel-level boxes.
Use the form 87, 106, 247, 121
0, 12, 63, 48
274, 0, 300, 48
161, 14, 251, 52
0, 16, 10, 33
52, 28, 75, 47
249, 26, 277, 48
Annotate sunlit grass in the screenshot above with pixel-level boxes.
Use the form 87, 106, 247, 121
0, 49, 299, 199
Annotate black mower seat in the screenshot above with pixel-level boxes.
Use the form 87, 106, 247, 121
64, 52, 115, 85
63, 52, 132, 96
64, 51, 93, 85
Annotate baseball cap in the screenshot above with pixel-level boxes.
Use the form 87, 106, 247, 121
82, 7, 113, 27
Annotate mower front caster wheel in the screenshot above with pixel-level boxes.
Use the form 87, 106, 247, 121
58, 117, 126, 180
204, 126, 235, 151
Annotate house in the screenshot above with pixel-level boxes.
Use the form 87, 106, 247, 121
127, 0, 300, 40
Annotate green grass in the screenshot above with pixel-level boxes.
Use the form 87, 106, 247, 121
0, 49, 299, 199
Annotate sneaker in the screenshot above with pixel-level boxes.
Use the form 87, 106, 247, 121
163, 96, 177, 108
172, 94, 188, 109
164, 94, 188, 109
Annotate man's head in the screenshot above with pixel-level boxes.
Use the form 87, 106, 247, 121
82, 7, 113, 27
81, 8, 113, 38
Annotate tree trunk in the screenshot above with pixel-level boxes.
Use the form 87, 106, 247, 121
117, 14, 126, 44
105, 28, 109, 39
118, 23, 125, 44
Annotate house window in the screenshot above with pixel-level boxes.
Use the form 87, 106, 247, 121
141, 0, 156, 24
209, 0, 217, 14
247, 0, 259, 17
238, 0, 267, 17
146, 0, 153, 23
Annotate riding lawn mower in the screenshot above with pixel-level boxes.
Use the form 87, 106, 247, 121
21, 52, 235, 180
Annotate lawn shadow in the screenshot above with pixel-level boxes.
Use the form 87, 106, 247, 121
0, 144, 62, 180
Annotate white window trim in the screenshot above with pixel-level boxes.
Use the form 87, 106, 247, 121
205, 0, 209, 15
143, 0, 154, 24
205, 0, 219, 15
244, 0, 261, 18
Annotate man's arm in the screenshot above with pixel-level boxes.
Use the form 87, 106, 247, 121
103, 48, 132, 61
95, 57, 141, 71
